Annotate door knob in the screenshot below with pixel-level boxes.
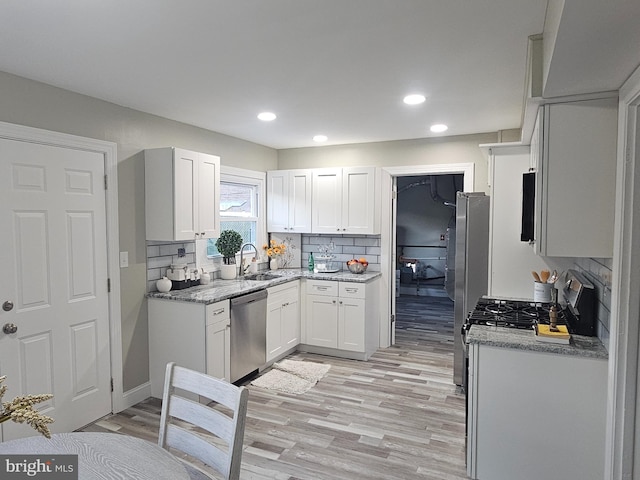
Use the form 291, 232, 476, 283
2, 323, 17, 334
2, 301, 13, 312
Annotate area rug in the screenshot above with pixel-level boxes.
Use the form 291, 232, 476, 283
251, 360, 331, 394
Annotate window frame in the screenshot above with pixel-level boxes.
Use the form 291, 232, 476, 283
207, 166, 266, 261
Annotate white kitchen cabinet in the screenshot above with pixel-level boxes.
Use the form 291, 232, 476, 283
302, 278, 379, 359
266, 280, 300, 362
205, 302, 231, 382
487, 144, 547, 299
145, 147, 220, 241
267, 170, 312, 233
312, 167, 378, 234
532, 98, 617, 257
467, 343, 607, 480
149, 298, 230, 398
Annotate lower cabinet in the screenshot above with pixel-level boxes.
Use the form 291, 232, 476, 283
266, 281, 301, 362
149, 298, 230, 398
205, 302, 231, 382
302, 279, 378, 359
467, 343, 607, 480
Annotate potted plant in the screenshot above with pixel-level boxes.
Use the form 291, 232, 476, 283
216, 230, 243, 280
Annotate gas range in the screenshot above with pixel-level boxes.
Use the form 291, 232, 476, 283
463, 297, 565, 331
464, 269, 597, 337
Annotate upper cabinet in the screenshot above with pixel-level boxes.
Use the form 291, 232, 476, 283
266, 170, 312, 233
312, 167, 378, 234
145, 147, 220, 241
532, 97, 618, 257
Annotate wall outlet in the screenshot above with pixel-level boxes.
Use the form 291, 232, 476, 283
178, 248, 186, 257
119, 251, 129, 268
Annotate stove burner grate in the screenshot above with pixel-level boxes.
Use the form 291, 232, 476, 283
485, 304, 514, 315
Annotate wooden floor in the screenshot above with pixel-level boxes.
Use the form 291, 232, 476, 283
82, 294, 468, 479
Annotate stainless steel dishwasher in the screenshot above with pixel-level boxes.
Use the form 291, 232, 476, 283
230, 289, 267, 383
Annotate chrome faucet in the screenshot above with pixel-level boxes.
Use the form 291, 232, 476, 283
239, 243, 258, 276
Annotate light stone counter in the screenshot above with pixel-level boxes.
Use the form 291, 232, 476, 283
147, 268, 381, 305
466, 324, 608, 359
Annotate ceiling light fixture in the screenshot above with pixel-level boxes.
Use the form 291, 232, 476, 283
257, 112, 277, 121
430, 123, 448, 133
313, 135, 328, 143
403, 94, 426, 105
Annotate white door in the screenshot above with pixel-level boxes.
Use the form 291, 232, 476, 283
312, 169, 342, 233
288, 170, 312, 233
173, 148, 198, 241
267, 170, 290, 232
197, 152, 221, 239
0, 138, 111, 440
342, 167, 375, 234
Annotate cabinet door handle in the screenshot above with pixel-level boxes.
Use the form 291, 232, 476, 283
201, 232, 205, 236
212, 308, 225, 316
316, 286, 328, 291
332, 300, 337, 304
339, 300, 343, 305
345, 288, 358, 293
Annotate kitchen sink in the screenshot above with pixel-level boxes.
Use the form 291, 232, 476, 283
242, 273, 280, 281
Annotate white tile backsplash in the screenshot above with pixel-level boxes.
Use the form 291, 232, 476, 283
302, 234, 381, 271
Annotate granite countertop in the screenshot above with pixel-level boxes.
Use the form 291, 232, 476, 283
466, 324, 608, 360
147, 268, 381, 305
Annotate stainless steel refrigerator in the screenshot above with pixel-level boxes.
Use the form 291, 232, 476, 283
454, 192, 490, 387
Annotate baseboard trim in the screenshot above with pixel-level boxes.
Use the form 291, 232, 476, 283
119, 381, 151, 411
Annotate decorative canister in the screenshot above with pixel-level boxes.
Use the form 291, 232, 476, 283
270, 258, 279, 270
533, 281, 552, 303
156, 276, 172, 293
200, 271, 211, 285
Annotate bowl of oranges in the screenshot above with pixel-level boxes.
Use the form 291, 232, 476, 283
347, 257, 369, 274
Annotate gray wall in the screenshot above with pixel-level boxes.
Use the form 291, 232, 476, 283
0, 71, 278, 391
277, 132, 508, 193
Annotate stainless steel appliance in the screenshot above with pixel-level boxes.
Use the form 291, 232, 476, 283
230, 289, 267, 383
453, 192, 490, 387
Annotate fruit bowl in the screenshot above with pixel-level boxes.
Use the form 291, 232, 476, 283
347, 262, 368, 274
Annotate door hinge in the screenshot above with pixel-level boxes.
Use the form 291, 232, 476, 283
107, 278, 111, 292
391, 314, 395, 324
104, 175, 108, 190
110, 378, 114, 392
392, 190, 397, 200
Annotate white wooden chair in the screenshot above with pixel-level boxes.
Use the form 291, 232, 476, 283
158, 362, 249, 480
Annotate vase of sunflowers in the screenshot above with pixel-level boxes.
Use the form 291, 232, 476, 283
263, 239, 286, 270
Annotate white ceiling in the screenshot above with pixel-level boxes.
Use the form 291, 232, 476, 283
1, 1, 637, 150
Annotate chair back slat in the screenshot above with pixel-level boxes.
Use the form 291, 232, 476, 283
168, 394, 234, 442
171, 366, 241, 411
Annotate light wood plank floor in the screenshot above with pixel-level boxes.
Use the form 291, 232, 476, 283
82, 294, 468, 479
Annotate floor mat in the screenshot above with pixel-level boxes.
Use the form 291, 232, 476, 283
251, 360, 330, 394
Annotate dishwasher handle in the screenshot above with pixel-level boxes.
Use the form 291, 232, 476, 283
230, 289, 268, 307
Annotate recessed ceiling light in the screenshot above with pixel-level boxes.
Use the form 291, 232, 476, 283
257, 112, 276, 121
313, 135, 328, 143
430, 124, 448, 133
403, 94, 426, 105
